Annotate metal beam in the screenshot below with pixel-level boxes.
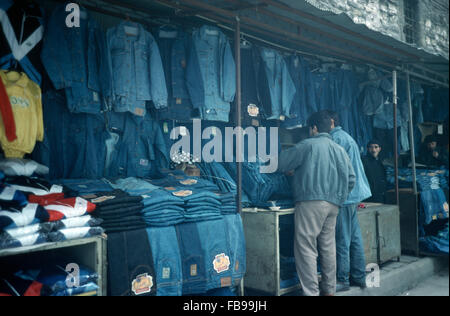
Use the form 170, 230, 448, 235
235, 16, 243, 216
406, 71, 418, 195
393, 70, 400, 207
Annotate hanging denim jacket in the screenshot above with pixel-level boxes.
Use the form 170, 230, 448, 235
107, 21, 168, 117
282, 55, 317, 128
0, 0, 45, 86
259, 47, 296, 120
154, 26, 200, 121
105, 112, 169, 178
41, 3, 110, 114
187, 25, 236, 122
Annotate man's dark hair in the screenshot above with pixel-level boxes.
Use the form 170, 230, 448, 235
324, 110, 340, 127
367, 139, 382, 148
424, 135, 438, 144
307, 111, 333, 134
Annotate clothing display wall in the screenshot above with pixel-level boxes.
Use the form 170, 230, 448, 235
0, 0, 448, 296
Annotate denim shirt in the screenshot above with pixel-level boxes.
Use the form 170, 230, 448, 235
188, 25, 236, 122
330, 127, 372, 205
41, 3, 110, 114
107, 21, 168, 117
259, 48, 296, 120
154, 26, 200, 121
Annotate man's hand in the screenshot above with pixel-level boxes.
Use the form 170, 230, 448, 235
433, 151, 440, 159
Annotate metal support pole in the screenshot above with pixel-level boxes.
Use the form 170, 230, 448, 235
393, 70, 400, 206
406, 71, 418, 195
235, 16, 243, 215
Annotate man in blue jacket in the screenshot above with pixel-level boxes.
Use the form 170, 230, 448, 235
278, 111, 356, 296
326, 110, 372, 292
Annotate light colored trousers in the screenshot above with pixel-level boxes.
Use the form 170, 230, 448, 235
294, 201, 339, 296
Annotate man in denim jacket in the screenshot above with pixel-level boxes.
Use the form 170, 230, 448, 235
327, 110, 372, 292
278, 111, 355, 296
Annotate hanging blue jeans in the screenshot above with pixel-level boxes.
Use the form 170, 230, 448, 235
146, 226, 183, 296
335, 204, 366, 285
175, 222, 207, 295
196, 219, 233, 291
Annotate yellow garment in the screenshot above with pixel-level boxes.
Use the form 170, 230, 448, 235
0, 70, 43, 158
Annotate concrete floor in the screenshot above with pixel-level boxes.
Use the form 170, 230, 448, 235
399, 267, 449, 296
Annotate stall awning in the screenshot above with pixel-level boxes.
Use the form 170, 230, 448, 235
63, 0, 449, 87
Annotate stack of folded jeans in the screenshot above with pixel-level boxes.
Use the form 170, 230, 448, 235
386, 167, 449, 191
85, 189, 145, 233
173, 189, 223, 223
107, 177, 185, 227
217, 192, 238, 215
150, 171, 220, 192
56, 179, 114, 197
141, 189, 185, 227
197, 162, 237, 193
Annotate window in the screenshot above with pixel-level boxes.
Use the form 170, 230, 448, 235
403, 0, 419, 44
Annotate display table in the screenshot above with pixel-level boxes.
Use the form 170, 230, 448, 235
0, 235, 108, 296
242, 204, 401, 295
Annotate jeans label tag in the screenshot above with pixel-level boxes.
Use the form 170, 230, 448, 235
93, 91, 99, 102
190, 264, 198, 276
131, 273, 153, 296
213, 253, 230, 274
162, 267, 171, 279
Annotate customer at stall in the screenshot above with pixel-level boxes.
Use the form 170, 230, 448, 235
278, 111, 356, 296
417, 135, 449, 168
362, 140, 388, 203
327, 110, 371, 292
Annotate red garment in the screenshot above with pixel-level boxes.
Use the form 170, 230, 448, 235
0, 75, 17, 142
28, 193, 66, 206
43, 197, 96, 222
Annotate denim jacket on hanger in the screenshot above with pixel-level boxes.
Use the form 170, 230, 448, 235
187, 25, 236, 122
107, 21, 168, 117
259, 47, 296, 120
154, 25, 201, 121
41, 3, 111, 114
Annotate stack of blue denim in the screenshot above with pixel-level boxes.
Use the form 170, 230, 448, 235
197, 162, 237, 194
225, 162, 293, 207
182, 190, 223, 223
386, 167, 449, 191
141, 189, 185, 227
149, 170, 220, 192
56, 179, 113, 197
217, 192, 238, 215
419, 223, 449, 254
108, 178, 185, 227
